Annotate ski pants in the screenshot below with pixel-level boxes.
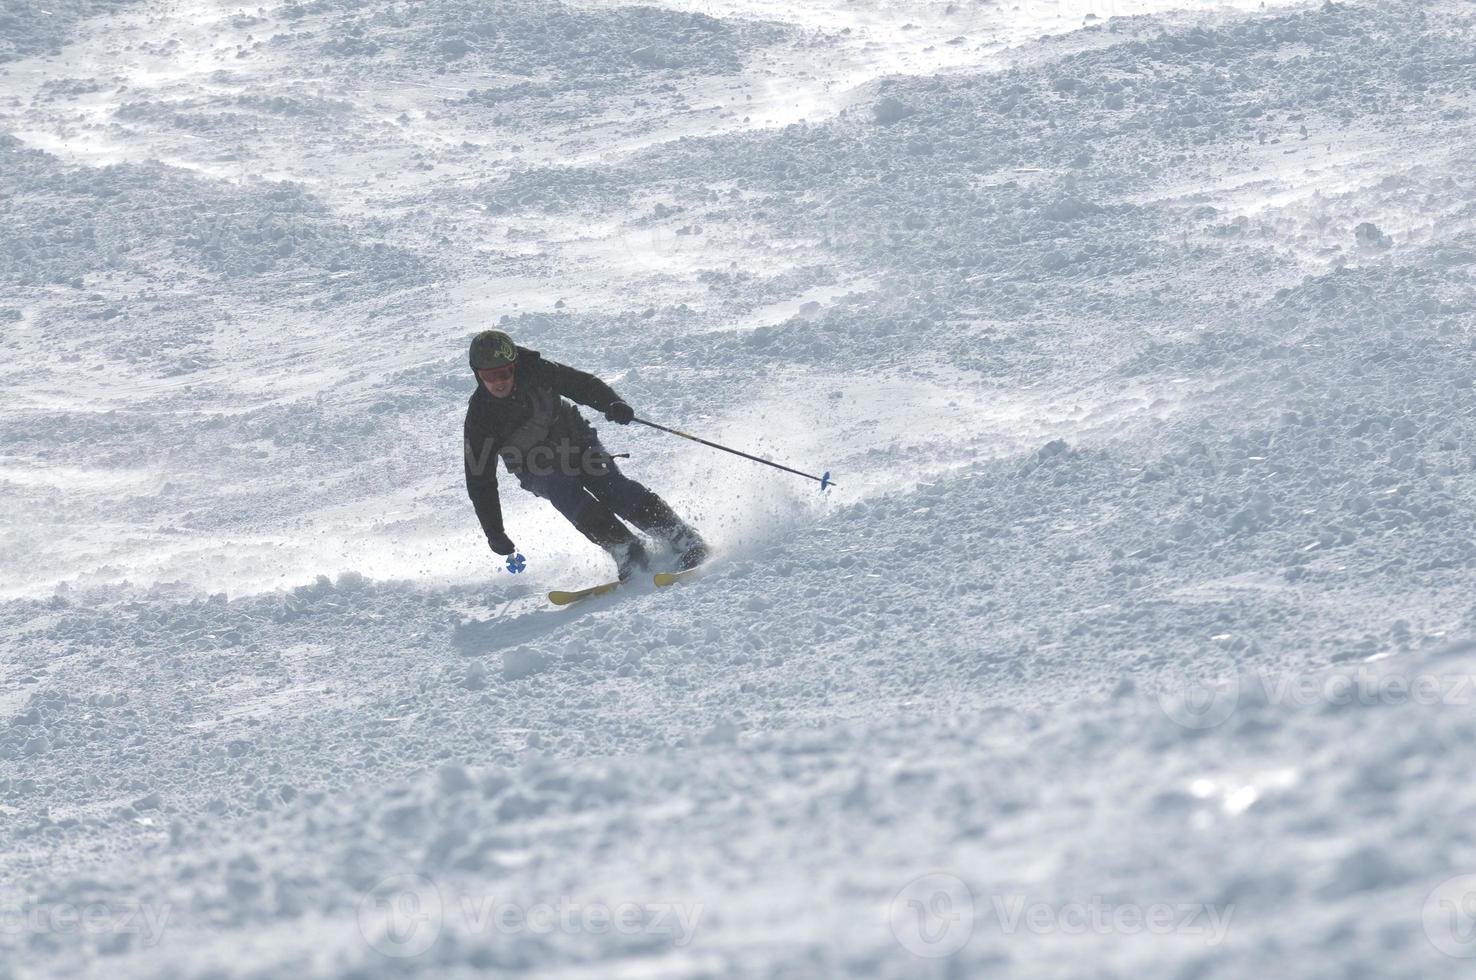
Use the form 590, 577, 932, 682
515, 449, 657, 528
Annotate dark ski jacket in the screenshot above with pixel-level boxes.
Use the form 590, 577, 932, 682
463, 347, 623, 542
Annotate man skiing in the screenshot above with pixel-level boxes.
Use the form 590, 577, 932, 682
463, 330, 709, 580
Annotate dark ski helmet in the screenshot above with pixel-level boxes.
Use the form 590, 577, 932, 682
469, 330, 518, 370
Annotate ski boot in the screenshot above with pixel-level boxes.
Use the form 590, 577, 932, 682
573, 503, 650, 581
628, 490, 709, 570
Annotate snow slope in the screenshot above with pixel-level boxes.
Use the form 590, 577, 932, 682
3, 0, 1476, 976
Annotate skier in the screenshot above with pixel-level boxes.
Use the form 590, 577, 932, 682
463, 330, 709, 580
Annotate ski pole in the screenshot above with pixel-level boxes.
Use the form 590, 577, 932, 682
633, 417, 835, 490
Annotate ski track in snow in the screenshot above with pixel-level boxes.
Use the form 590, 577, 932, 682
3, 0, 1476, 976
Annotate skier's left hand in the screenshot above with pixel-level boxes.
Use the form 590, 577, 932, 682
605, 401, 634, 425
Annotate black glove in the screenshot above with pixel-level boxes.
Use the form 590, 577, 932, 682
487, 530, 516, 556
604, 401, 634, 425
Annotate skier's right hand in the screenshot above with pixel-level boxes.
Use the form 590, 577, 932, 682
487, 531, 517, 556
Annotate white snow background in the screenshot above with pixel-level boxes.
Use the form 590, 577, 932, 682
2, 0, 1476, 975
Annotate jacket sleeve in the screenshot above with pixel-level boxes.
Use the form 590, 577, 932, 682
541, 358, 622, 414
464, 412, 505, 541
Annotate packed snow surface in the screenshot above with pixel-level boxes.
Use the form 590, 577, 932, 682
2, 0, 1476, 976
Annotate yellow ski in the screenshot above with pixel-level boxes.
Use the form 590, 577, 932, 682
548, 581, 621, 605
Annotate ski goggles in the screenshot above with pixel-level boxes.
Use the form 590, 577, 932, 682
476, 364, 516, 384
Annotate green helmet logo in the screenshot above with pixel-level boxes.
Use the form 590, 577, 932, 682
469, 330, 517, 370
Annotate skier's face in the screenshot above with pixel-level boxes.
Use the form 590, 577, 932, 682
477, 364, 516, 399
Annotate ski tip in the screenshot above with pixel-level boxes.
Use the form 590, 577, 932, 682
820, 471, 833, 491
653, 572, 680, 587
548, 581, 622, 605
